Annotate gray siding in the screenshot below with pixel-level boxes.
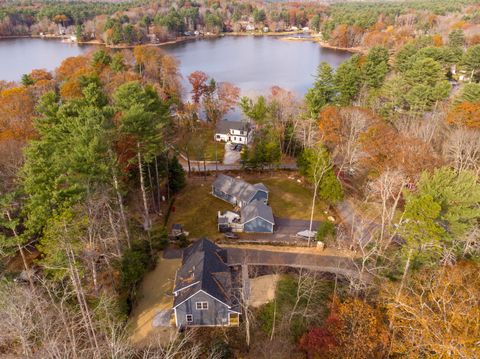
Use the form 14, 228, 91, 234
175, 291, 230, 327
212, 187, 236, 206
250, 190, 268, 204
243, 217, 274, 233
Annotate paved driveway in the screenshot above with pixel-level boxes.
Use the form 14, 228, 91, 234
223, 142, 241, 165
239, 217, 320, 243
226, 247, 360, 278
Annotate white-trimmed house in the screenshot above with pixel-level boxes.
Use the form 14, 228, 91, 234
214, 120, 253, 145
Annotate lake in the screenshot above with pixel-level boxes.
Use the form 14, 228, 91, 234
164, 36, 351, 97
0, 38, 91, 82
0, 36, 351, 97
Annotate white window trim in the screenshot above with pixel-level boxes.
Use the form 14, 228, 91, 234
186, 314, 193, 323
195, 301, 208, 310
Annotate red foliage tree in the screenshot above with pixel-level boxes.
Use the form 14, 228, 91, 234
188, 70, 208, 104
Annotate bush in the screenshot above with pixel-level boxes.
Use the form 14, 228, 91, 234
119, 243, 150, 291
210, 340, 233, 359
316, 221, 336, 242
150, 226, 169, 251
177, 234, 189, 248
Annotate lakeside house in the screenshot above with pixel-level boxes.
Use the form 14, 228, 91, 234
212, 174, 268, 208
172, 238, 241, 328
214, 119, 253, 145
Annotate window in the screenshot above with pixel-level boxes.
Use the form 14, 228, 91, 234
233, 137, 237, 141
216, 135, 220, 139
186, 314, 193, 323
195, 301, 208, 310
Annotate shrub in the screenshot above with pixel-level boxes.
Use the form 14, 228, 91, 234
317, 221, 336, 242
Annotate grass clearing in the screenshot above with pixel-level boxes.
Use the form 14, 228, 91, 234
128, 254, 181, 346
167, 177, 231, 238
255, 175, 328, 221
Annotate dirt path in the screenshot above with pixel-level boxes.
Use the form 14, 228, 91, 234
128, 255, 181, 346
249, 274, 279, 307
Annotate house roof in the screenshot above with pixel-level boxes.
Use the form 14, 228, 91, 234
212, 174, 268, 204
215, 120, 250, 135
241, 200, 275, 225
173, 238, 234, 308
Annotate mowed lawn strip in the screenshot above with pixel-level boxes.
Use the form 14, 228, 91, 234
168, 173, 328, 238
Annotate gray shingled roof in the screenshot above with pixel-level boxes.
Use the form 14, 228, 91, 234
241, 200, 275, 224
215, 120, 250, 135
173, 238, 233, 308
213, 174, 268, 204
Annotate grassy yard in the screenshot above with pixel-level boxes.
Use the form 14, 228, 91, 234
203, 140, 225, 161
167, 177, 232, 238
167, 173, 328, 239
254, 174, 328, 221
177, 127, 225, 162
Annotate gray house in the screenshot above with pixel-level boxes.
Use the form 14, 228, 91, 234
212, 174, 269, 208
241, 200, 275, 233
173, 239, 241, 328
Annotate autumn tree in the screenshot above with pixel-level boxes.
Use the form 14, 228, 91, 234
446, 101, 480, 128
301, 298, 389, 359
385, 262, 480, 358
188, 70, 208, 104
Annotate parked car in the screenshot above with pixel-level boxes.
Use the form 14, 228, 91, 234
234, 144, 243, 151
223, 232, 239, 239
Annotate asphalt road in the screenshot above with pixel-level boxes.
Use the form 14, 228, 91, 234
225, 247, 360, 278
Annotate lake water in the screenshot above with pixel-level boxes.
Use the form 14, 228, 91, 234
164, 36, 351, 97
0, 36, 351, 98
0, 38, 91, 82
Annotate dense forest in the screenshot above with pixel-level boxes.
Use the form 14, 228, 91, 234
1, 1, 480, 359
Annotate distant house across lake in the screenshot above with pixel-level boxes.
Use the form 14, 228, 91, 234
214, 120, 253, 145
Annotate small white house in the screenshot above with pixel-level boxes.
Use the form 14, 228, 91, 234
215, 120, 253, 145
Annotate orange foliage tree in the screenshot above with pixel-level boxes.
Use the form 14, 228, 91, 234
446, 101, 480, 128
360, 121, 440, 178
300, 298, 390, 359
385, 262, 480, 358
0, 87, 36, 141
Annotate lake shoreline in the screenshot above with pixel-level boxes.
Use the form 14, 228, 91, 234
0, 32, 362, 53
279, 36, 364, 53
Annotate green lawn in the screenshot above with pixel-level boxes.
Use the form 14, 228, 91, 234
246, 174, 328, 221
167, 173, 328, 239
167, 178, 231, 238
203, 140, 225, 161
177, 127, 225, 162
